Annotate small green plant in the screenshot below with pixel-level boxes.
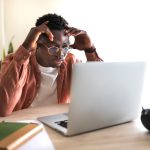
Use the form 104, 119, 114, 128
7, 36, 14, 54
8, 41, 14, 54
2, 48, 6, 61
0, 37, 14, 69
0, 48, 6, 70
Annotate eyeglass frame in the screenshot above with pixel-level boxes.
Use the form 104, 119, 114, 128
38, 41, 71, 56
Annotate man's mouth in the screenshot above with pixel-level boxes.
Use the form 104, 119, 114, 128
55, 60, 63, 64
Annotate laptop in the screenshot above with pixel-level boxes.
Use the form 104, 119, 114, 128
38, 61, 146, 136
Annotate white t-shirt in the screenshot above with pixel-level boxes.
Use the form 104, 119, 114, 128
30, 64, 58, 107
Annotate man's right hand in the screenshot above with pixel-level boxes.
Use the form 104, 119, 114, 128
22, 21, 53, 51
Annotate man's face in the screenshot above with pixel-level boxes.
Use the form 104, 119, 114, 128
36, 30, 70, 68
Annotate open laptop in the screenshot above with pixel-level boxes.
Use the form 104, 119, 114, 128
38, 61, 146, 136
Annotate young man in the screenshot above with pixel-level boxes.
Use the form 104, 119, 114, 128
0, 14, 103, 116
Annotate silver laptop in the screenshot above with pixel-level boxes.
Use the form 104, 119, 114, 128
38, 61, 146, 136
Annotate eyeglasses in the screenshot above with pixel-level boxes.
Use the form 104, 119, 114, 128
39, 42, 70, 56
48, 46, 70, 56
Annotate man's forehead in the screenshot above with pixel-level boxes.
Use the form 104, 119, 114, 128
40, 31, 69, 45
51, 30, 69, 42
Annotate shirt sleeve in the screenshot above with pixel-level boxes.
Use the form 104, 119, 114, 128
0, 45, 32, 116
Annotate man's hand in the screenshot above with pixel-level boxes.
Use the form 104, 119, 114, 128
22, 21, 53, 51
65, 26, 93, 50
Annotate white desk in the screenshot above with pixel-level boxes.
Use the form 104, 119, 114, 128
0, 104, 150, 150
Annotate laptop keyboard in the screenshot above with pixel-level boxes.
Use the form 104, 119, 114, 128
55, 120, 68, 128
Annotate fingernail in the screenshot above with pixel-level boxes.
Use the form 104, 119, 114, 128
50, 37, 53, 41
65, 31, 68, 34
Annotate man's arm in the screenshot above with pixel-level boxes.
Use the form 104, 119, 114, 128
65, 26, 103, 62
84, 46, 103, 62
0, 21, 53, 116
0, 46, 31, 116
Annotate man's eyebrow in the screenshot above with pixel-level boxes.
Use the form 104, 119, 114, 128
49, 41, 69, 46
49, 41, 60, 46
62, 44, 69, 47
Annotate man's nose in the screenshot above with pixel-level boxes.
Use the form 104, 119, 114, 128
57, 48, 64, 60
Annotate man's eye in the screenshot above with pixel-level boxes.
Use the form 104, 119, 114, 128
63, 44, 69, 47
49, 46, 58, 52
63, 47, 69, 51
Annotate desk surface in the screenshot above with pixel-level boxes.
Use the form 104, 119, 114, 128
0, 104, 150, 150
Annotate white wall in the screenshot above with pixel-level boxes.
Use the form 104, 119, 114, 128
0, 0, 150, 107
3, 0, 65, 50
0, 0, 5, 58
1, 0, 150, 60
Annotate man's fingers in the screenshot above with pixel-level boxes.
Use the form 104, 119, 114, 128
71, 30, 83, 36
45, 26, 53, 41
64, 24, 70, 29
38, 22, 53, 41
65, 27, 86, 36
43, 21, 49, 25
42, 21, 54, 41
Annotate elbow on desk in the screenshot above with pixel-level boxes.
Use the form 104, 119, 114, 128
0, 99, 15, 117
0, 108, 12, 117
0, 111, 11, 117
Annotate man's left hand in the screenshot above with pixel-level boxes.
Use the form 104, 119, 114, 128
65, 26, 93, 50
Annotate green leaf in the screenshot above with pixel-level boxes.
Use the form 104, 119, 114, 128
8, 41, 14, 54
2, 48, 6, 61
